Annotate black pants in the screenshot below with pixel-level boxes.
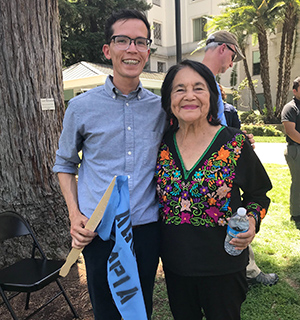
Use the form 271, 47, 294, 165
83, 221, 160, 320
164, 267, 248, 320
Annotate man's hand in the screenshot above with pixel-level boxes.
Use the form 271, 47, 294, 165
229, 216, 256, 250
243, 131, 255, 149
69, 209, 97, 249
57, 172, 97, 249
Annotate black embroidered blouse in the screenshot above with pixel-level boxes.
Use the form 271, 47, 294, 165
155, 126, 272, 276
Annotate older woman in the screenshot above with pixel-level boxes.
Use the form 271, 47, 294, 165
155, 60, 272, 320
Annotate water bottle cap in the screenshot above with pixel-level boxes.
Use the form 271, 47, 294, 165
237, 207, 247, 216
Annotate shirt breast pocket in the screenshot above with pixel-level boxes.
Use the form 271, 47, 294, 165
143, 131, 163, 166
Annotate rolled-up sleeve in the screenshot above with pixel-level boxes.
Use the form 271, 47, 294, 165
53, 102, 83, 174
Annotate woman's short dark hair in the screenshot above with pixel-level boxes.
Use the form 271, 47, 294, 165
161, 59, 221, 128
105, 9, 151, 44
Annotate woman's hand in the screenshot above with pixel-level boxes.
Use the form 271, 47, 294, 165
229, 216, 256, 250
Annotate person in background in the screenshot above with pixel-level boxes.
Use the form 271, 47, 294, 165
219, 84, 279, 286
202, 31, 278, 286
202, 30, 244, 128
53, 9, 166, 320
156, 59, 272, 320
219, 84, 241, 129
281, 76, 300, 223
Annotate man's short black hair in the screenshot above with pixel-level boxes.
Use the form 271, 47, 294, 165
105, 9, 151, 44
293, 77, 300, 91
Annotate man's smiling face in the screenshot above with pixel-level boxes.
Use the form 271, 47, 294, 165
102, 18, 150, 87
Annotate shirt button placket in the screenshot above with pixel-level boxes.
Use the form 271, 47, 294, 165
124, 100, 134, 190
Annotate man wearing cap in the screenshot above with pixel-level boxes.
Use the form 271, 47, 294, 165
202, 30, 279, 287
281, 77, 300, 223
202, 30, 244, 127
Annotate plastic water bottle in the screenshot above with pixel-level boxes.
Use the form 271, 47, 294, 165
224, 207, 249, 256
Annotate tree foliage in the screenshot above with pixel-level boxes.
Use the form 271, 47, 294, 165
196, 0, 300, 122
59, 0, 151, 67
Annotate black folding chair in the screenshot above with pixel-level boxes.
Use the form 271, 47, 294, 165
0, 211, 78, 320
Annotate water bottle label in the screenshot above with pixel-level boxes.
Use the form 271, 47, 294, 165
227, 225, 247, 238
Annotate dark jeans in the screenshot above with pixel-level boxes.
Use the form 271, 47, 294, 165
164, 267, 248, 320
83, 221, 160, 320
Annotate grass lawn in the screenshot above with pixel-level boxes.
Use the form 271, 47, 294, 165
254, 136, 286, 143
152, 163, 300, 319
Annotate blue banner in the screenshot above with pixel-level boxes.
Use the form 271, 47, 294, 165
97, 176, 148, 320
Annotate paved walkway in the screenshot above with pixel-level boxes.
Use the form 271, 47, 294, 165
254, 143, 287, 165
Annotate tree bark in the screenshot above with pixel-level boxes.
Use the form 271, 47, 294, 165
257, 27, 273, 120
277, 6, 298, 118
241, 47, 263, 114
0, 0, 71, 266
275, 21, 287, 113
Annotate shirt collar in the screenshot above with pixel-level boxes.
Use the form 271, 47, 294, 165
105, 75, 143, 100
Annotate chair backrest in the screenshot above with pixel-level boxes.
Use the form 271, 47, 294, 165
0, 211, 46, 260
0, 211, 31, 241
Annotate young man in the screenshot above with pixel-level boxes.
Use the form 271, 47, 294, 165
53, 9, 166, 320
202, 31, 278, 287
281, 77, 300, 223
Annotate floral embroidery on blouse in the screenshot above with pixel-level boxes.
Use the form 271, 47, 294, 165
156, 133, 246, 227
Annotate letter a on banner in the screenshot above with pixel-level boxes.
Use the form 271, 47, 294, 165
97, 176, 148, 320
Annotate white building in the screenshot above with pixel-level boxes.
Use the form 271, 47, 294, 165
146, 0, 300, 110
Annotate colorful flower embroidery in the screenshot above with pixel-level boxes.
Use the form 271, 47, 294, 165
155, 132, 263, 227
216, 147, 230, 162
181, 199, 191, 212
206, 207, 223, 223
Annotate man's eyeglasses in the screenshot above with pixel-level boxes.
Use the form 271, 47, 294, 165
110, 35, 152, 52
222, 43, 237, 62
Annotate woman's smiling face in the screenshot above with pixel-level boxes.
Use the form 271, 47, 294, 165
171, 66, 211, 126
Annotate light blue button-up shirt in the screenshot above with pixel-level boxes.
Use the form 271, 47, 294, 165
53, 76, 166, 226
216, 81, 227, 126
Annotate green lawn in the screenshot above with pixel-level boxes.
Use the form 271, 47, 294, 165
254, 136, 286, 143
152, 163, 300, 320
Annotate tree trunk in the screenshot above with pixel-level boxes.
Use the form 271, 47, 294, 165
257, 27, 273, 119
275, 20, 287, 112
0, 0, 71, 266
276, 8, 298, 118
241, 47, 263, 114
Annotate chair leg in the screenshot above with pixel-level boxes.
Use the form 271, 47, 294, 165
25, 292, 31, 310
0, 287, 19, 320
55, 279, 79, 318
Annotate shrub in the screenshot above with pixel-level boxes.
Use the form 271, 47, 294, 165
240, 111, 264, 125
241, 124, 284, 136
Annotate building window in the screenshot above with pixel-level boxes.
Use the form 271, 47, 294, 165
193, 17, 207, 42
253, 51, 260, 75
157, 62, 166, 72
153, 22, 162, 46
153, 0, 161, 6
